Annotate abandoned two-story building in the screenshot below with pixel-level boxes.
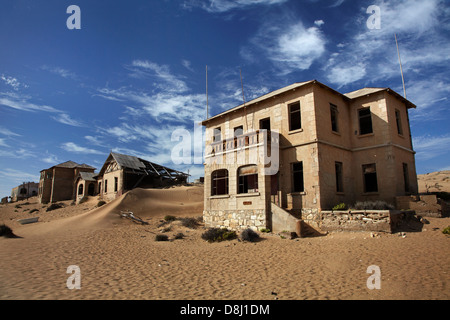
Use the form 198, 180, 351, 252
202, 80, 418, 232
38, 161, 96, 203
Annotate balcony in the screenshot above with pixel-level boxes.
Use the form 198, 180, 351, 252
208, 130, 272, 156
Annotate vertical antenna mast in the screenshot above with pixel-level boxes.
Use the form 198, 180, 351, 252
240, 68, 248, 132
395, 33, 407, 99
206, 65, 209, 119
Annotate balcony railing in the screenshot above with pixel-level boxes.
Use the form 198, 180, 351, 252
209, 130, 271, 155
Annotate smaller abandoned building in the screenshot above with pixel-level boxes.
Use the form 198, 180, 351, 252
75, 172, 98, 203
11, 182, 39, 202
38, 161, 96, 203
97, 152, 189, 201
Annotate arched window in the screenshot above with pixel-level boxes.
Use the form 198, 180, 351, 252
78, 184, 84, 195
238, 165, 258, 194
211, 169, 228, 196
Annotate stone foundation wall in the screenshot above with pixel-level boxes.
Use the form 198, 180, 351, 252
203, 209, 267, 231
302, 210, 413, 233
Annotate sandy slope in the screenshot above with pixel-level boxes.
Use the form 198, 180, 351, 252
0, 184, 449, 300
418, 170, 450, 193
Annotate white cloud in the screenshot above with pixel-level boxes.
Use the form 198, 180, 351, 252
1, 74, 27, 91
0, 168, 39, 184
314, 20, 325, 27
244, 21, 326, 74
61, 142, 103, 155
184, 0, 288, 13
41, 65, 77, 80
128, 60, 188, 93
0, 126, 21, 137
0, 94, 59, 113
52, 113, 84, 127
413, 135, 450, 161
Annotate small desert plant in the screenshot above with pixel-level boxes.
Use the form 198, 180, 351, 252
97, 200, 106, 207
353, 200, 394, 210
241, 228, 260, 242
155, 234, 169, 241
164, 215, 177, 222
0, 224, 18, 238
443, 226, 450, 235
174, 232, 184, 239
46, 203, 64, 212
260, 228, 271, 233
161, 226, 172, 233
332, 203, 348, 210
201, 228, 237, 243
180, 217, 200, 229
29, 209, 39, 214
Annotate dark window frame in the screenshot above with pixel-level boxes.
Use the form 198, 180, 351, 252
395, 109, 403, 135
362, 163, 378, 193
358, 107, 373, 135
211, 169, 229, 196
335, 161, 344, 193
288, 101, 302, 131
238, 165, 259, 194
292, 162, 305, 193
330, 104, 339, 133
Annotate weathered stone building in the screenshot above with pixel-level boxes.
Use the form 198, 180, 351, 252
202, 80, 418, 233
97, 152, 189, 201
11, 182, 39, 202
38, 161, 96, 203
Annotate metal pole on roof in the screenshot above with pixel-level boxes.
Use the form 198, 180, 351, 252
206, 65, 209, 119
240, 69, 248, 132
395, 34, 407, 99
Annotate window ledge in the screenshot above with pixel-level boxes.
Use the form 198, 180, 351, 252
288, 128, 303, 135
236, 192, 260, 198
358, 133, 374, 138
209, 194, 230, 199
289, 192, 307, 196
332, 131, 341, 136
336, 192, 345, 195
362, 192, 379, 195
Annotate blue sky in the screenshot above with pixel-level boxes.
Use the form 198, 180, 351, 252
0, 0, 449, 198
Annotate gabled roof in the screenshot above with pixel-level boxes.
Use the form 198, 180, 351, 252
344, 87, 416, 109
41, 160, 96, 172
202, 80, 315, 125
98, 152, 189, 179
77, 171, 97, 182
202, 80, 417, 125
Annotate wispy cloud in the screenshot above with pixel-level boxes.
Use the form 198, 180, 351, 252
0, 126, 21, 137
184, 0, 288, 13
1, 74, 28, 91
52, 113, 84, 127
324, 0, 449, 88
0, 93, 59, 113
413, 134, 450, 161
127, 60, 189, 93
61, 142, 104, 155
41, 65, 77, 80
0, 168, 39, 184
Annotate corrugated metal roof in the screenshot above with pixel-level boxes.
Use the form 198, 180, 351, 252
111, 152, 146, 170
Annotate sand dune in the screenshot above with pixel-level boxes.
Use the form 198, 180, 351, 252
418, 170, 450, 193
0, 184, 449, 300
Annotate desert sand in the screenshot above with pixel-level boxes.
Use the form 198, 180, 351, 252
418, 170, 450, 194
0, 184, 449, 300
